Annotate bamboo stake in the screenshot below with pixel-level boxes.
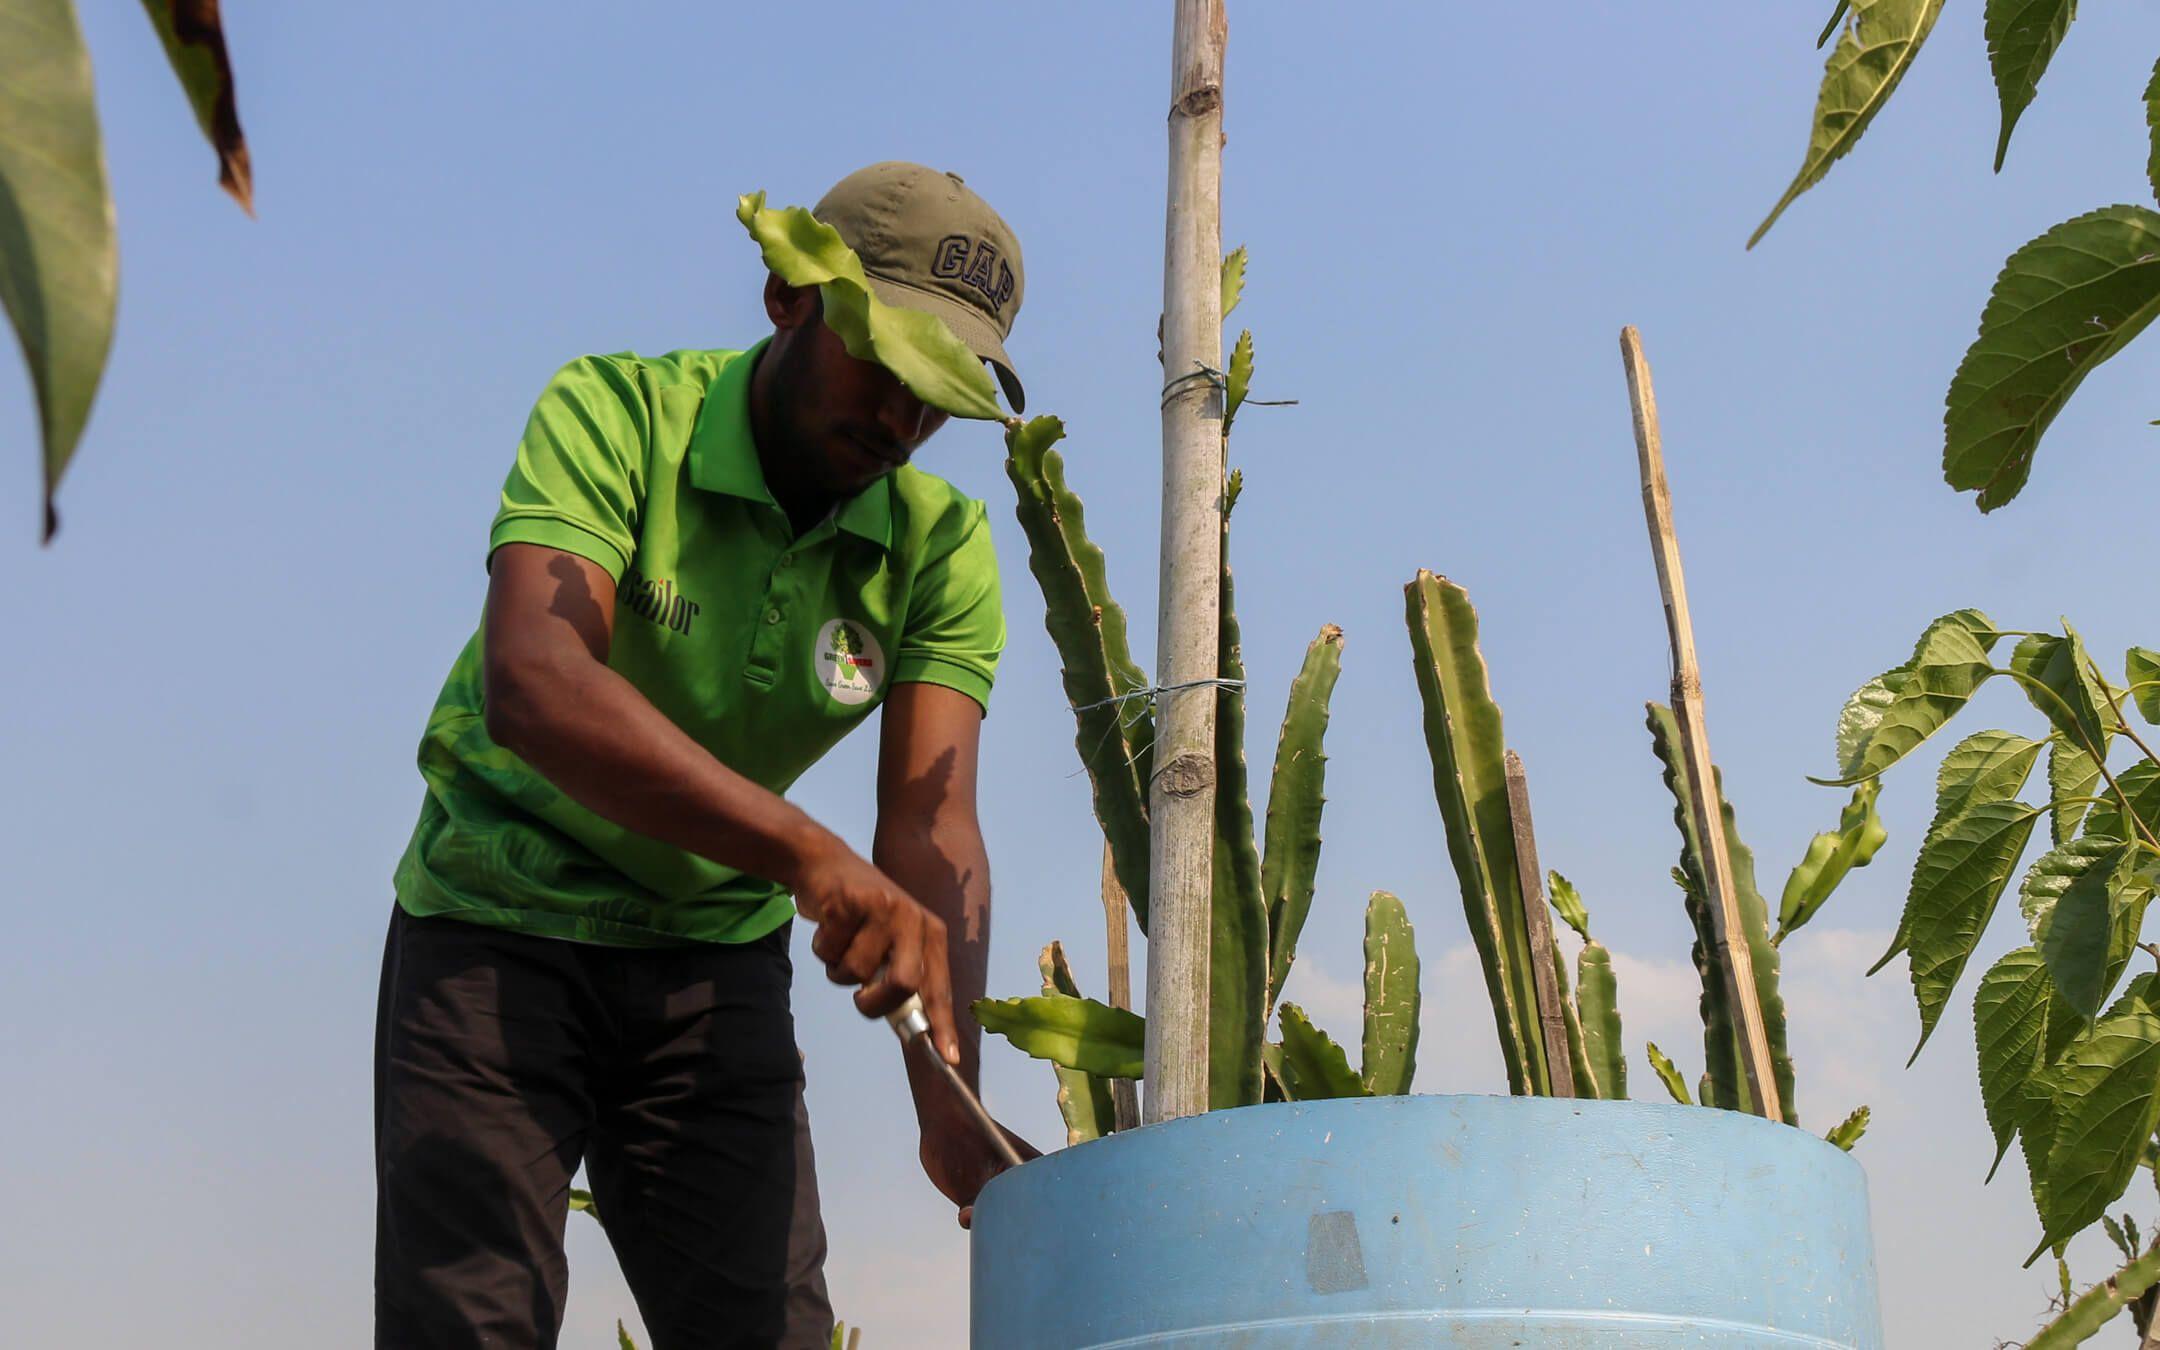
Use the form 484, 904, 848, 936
1142, 0, 1228, 1126
1101, 842, 1140, 1131
1503, 751, 1574, 1098
1619, 325, 1782, 1122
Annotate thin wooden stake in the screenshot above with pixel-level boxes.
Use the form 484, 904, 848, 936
1102, 842, 1141, 1132
1503, 751, 1575, 1098
1143, 0, 1228, 1125
1620, 325, 1782, 1122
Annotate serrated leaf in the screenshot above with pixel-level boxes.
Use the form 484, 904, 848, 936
2127, 647, 2160, 724
1823, 611, 2001, 783
1945, 206, 2160, 511
1872, 730, 2040, 981
1751, 0, 1946, 247
2105, 1213, 2134, 1260
1548, 870, 1592, 942
1825, 1104, 1871, 1151
2087, 761, 2160, 846
2025, 840, 2139, 1018
2048, 736, 2108, 845
2031, 1008, 2160, 1257
1976, 947, 2055, 1176
1777, 780, 1888, 943
738, 192, 1004, 420
1905, 798, 2043, 1058
2010, 628, 2114, 754
1220, 245, 1247, 319
2, 0, 118, 542
1985, 0, 2078, 172
139, 1, 252, 210
2148, 61, 2160, 207
1222, 329, 1254, 435
1646, 1041, 1693, 1104
1277, 1002, 1368, 1100
973, 994, 1144, 1079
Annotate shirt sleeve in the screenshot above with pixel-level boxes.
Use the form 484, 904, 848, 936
891, 499, 1006, 713
488, 356, 649, 582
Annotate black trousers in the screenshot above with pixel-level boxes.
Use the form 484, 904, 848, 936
374, 904, 833, 1349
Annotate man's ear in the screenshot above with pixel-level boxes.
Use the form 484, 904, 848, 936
764, 273, 820, 329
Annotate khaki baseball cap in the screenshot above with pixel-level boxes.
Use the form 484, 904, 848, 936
813, 162, 1027, 413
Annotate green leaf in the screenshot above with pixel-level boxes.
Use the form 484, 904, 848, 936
1945, 206, 2160, 511
1209, 519, 1265, 1111
973, 994, 1145, 1080
2105, 1213, 2135, 1261
1776, 779, 1888, 944
2087, 761, 2160, 846
1975, 947, 2055, 1177
2048, 736, 2108, 846
1222, 328, 1254, 435
1276, 1002, 1369, 1100
1822, 610, 2000, 783
138, 0, 252, 210
2024, 839, 2141, 1018
1360, 891, 1421, 1095
1003, 418, 1152, 929
1220, 245, 1247, 319
1649, 703, 1796, 1121
2010, 628, 2114, 754
1039, 943, 1118, 1144
1985, 0, 2078, 172
1824, 1104, 1871, 1151
1870, 729, 2044, 975
1750, 0, 1946, 248
2147, 60, 2160, 207
1816, 0, 1851, 48
1646, 1042, 1693, 1104
737, 192, 1005, 420
619, 1318, 637, 1350
1903, 798, 2043, 1059
2031, 1008, 2160, 1257
2126, 647, 2160, 724
1262, 625, 1345, 1009
2, 0, 118, 542
569, 1187, 601, 1226
1548, 870, 1591, 942
1406, 572, 1547, 1094
1577, 940, 1627, 1101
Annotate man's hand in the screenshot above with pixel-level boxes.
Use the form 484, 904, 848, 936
793, 842, 962, 1065
917, 1079, 1042, 1229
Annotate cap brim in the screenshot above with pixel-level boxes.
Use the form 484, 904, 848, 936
865, 273, 1025, 415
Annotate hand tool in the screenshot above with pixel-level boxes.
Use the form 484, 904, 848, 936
885, 994, 1025, 1169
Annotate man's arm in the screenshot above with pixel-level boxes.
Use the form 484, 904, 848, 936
874, 681, 1039, 1219
482, 542, 962, 1059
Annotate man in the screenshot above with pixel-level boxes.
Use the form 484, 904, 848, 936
377, 162, 1036, 1350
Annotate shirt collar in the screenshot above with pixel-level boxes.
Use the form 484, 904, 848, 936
688, 339, 893, 551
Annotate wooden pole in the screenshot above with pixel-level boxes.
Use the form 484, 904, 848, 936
1101, 842, 1140, 1131
1503, 751, 1574, 1098
1619, 325, 1782, 1122
1143, 0, 1228, 1125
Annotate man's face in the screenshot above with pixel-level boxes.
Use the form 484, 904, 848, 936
764, 279, 952, 498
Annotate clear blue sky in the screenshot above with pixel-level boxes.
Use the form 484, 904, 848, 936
6, 4, 2158, 1346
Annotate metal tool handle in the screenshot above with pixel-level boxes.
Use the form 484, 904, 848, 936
883, 993, 1024, 1170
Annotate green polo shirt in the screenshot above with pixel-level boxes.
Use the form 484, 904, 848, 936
392, 341, 1005, 946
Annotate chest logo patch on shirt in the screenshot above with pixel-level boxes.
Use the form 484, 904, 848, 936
815, 618, 885, 706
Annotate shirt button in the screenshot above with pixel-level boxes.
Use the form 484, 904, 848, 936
765, 608, 782, 625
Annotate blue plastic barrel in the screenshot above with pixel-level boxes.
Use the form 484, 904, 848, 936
971, 1095, 1880, 1348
